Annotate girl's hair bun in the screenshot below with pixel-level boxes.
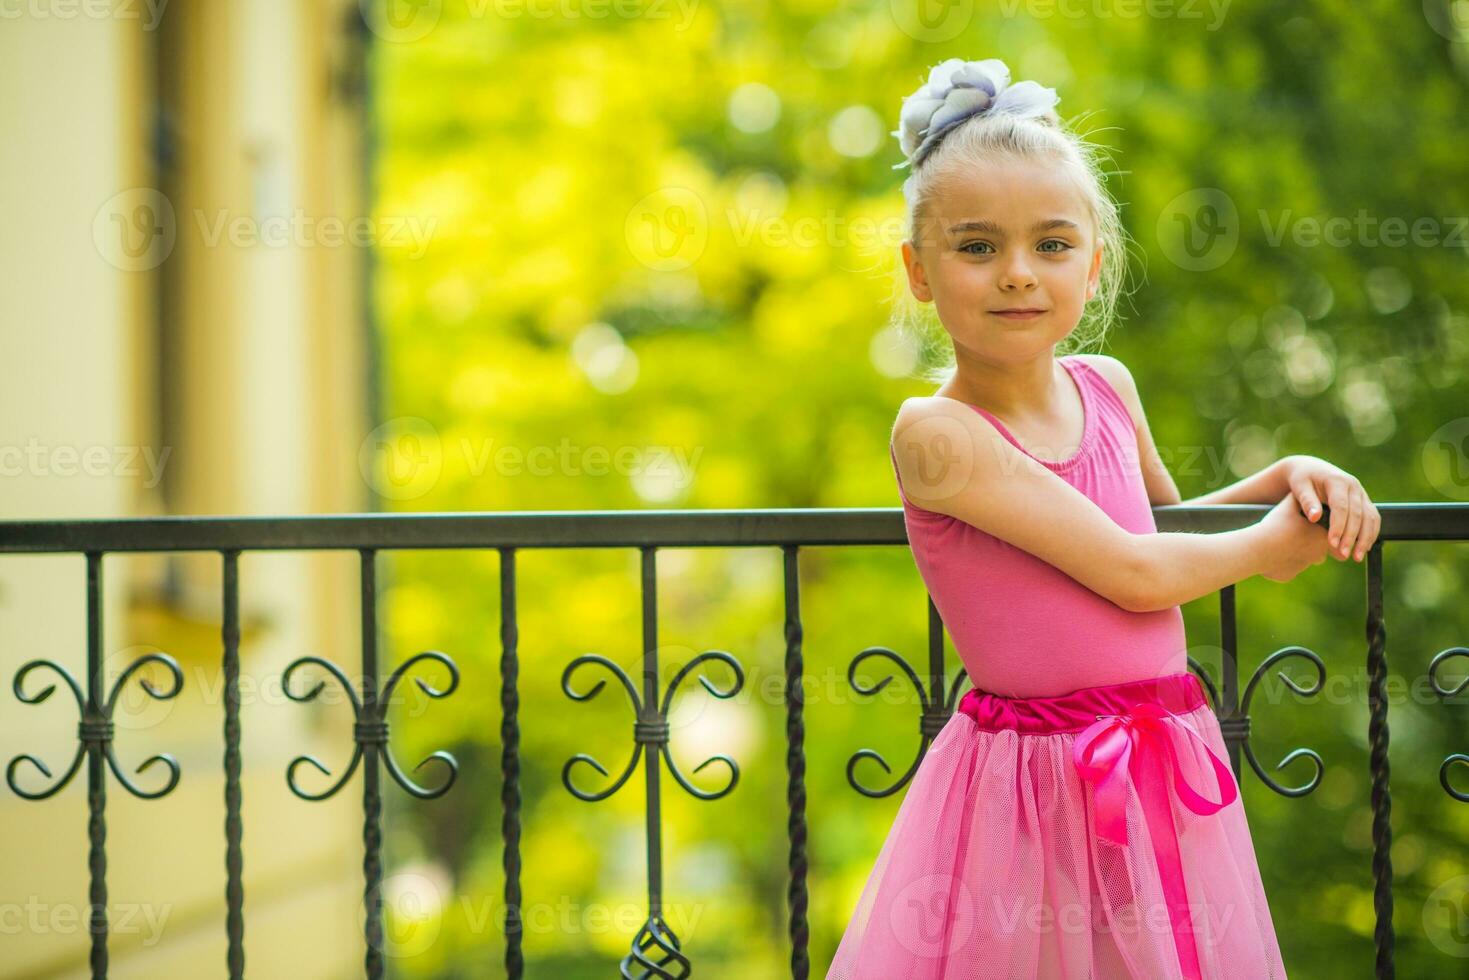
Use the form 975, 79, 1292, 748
891, 58, 1061, 171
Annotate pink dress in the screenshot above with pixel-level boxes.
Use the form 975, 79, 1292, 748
826, 356, 1287, 979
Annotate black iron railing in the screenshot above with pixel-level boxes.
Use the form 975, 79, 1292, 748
0, 503, 1465, 979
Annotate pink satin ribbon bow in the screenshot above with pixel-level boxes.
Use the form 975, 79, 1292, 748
1073, 701, 1238, 845
1071, 701, 1239, 980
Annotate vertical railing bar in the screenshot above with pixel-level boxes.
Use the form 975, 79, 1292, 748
1219, 584, 1243, 787
641, 545, 664, 925
360, 547, 384, 980
3, 510, 1445, 980
928, 599, 945, 709
85, 551, 109, 980
920, 598, 953, 760
222, 549, 245, 979
1365, 543, 1393, 978
782, 544, 809, 980
499, 546, 524, 979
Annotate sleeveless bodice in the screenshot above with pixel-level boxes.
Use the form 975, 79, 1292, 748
889, 356, 1187, 698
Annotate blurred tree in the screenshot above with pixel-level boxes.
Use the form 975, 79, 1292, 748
368, 1, 1469, 976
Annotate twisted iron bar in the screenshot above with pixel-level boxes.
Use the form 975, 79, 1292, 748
282, 650, 459, 801
1363, 544, 1392, 980
7, 654, 184, 801
1239, 645, 1327, 797
1428, 645, 1469, 802
560, 650, 745, 803
844, 645, 967, 799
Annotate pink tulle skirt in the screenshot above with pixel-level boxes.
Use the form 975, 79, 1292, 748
825, 671, 1287, 980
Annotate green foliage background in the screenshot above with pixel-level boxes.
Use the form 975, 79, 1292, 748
366, 2, 1469, 976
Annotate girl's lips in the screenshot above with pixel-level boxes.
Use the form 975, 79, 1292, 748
991, 309, 1046, 319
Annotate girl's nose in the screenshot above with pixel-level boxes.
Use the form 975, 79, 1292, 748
999, 255, 1038, 288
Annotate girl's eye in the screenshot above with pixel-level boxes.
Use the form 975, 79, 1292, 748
959, 239, 1073, 255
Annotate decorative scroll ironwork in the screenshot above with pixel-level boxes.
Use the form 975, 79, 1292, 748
1, 504, 1459, 980
282, 650, 460, 801
1428, 645, 1469, 802
1238, 645, 1327, 797
844, 645, 967, 799
561, 637, 743, 980
7, 653, 184, 800
1187, 655, 1220, 713
560, 649, 745, 803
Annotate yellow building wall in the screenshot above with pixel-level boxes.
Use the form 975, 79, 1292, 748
1, 2, 377, 977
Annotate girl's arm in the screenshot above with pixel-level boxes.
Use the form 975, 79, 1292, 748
1074, 355, 1374, 566
892, 397, 1278, 614
1077, 355, 1291, 507
1176, 458, 1292, 507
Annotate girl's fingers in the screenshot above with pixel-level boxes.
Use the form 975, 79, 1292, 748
1356, 504, 1381, 561
1340, 489, 1363, 560
1297, 484, 1324, 522
1327, 486, 1351, 553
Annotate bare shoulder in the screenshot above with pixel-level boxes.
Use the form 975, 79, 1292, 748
1071, 354, 1143, 429
889, 395, 1010, 478
887, 393, 1016, 493
893, 394, 966, 432
892, 394, 1005, 443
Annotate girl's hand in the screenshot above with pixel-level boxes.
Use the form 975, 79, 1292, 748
1280, 455, 1381, 562
1256, 494, 1331, 583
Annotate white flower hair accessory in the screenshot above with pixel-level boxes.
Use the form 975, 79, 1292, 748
891, 58, 1060, 171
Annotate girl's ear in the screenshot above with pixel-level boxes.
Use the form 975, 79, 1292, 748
1085, 243, 1103, 300
902, 240, 933, 302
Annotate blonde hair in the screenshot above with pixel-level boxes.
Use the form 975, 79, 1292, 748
890, 105, 1136, 385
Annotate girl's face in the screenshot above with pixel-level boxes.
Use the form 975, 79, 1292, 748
902, 157, 1104, 361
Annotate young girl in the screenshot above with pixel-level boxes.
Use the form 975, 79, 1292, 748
827, 58, 1381, 980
